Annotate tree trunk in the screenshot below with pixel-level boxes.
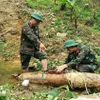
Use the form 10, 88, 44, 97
18, 72, 100, 89
70, 8, 73, 22
75, 17, 77, 29
54, 0, 57, 4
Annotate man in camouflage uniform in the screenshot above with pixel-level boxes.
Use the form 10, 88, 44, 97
56, 40, 98, 73
20, 12, 48, 72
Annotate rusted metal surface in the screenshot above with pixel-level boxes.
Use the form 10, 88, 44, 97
18, 72, 100, 89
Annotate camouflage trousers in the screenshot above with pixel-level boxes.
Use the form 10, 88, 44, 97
20, 51, 46, 70
76, 64, 97, 73
69, 64, 98, 73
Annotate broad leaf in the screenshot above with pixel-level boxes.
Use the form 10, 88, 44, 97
48, 88, 59, 97
59, 0, 77, 8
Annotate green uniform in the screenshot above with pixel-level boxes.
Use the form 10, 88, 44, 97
20, 22, 46, 70
65, 45, 98, 72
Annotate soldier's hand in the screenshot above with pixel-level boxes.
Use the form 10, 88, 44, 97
40, 43, 46, 52
56, 64, 68, 73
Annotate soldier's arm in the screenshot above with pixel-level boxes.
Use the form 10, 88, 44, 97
67, 45, 90, 67
22, 25, 41, 44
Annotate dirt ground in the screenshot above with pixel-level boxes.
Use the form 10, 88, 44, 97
0, 0, 30, 61
0, 0, 26, 36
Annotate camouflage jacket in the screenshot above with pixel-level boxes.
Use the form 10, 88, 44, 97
20, 22, 40, 54
65, 45, 98, 67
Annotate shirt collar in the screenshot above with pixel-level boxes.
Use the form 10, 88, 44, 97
28, 22, 33, 27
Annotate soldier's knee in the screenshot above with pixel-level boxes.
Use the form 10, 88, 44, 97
78, 65, 94, 73
34, 51, 47, 61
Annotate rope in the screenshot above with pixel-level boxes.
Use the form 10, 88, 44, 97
66, 70, 90, 94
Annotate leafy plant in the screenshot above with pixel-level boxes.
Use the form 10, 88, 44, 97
0, 84, 28, 100
31, 88, 59, 100
59, 85, 77, 100
33, 59, 58, 71
0, 84, 11, 100
31, 85, 77, 100
59, 0, 78, 28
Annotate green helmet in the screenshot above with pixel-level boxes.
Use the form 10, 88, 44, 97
31, 12, 42, 22
64, 40, 78, 48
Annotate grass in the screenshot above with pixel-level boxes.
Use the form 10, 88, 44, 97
0, 40, 16, 60
21, 0, 100, 33
25, 0, 54, 9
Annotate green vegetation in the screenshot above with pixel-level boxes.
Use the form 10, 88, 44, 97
25, 0, 54, 9
31, 85, 77, 100
0, 84, 28, 100
59, 0, 78, 28
25, 0, 100, 30
0, 84, 77, 100
32, 58, 63, 71
0, 40, 16, 61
